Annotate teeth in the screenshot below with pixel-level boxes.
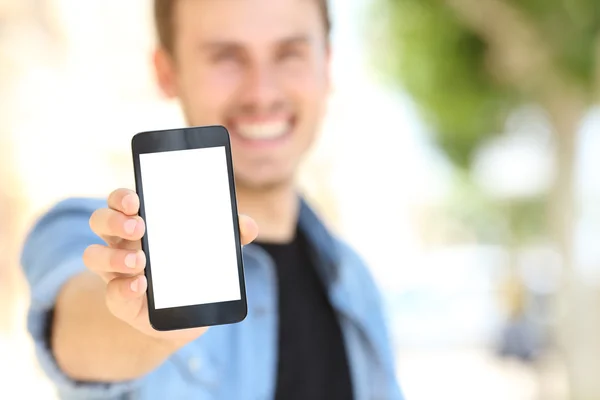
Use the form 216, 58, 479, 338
236, 121, 290, 140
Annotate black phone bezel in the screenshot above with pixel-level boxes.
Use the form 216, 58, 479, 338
131, 125, 247, 331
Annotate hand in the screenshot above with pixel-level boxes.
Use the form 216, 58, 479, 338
83, 188, 259, 346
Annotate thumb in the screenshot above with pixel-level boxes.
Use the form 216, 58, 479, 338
239, 214, 259, 245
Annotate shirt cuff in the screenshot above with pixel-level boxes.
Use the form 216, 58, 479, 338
27, 256, 140, 399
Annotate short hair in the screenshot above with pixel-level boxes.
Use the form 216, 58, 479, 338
154, 0, 332, 53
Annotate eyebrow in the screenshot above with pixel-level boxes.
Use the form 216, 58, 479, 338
199, 34, 313, 51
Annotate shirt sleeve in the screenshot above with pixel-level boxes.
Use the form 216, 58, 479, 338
20, 197, 141, 399
364, 274, 405, 400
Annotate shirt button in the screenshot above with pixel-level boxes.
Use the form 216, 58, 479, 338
188, 357, 201, 373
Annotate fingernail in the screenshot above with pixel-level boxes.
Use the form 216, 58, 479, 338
130, 278, 139, 292
139, 251, 147, 267
124, 253, 137, 268
122, 194, 133, 211
124, 219, 137, 235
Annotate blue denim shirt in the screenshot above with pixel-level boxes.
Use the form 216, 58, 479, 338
21, 197, 403, 400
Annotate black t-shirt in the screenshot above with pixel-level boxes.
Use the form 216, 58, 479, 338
255, 228, 354, 400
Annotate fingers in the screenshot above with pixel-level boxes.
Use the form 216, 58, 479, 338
107, 188, 140, 216
89, 208, 145, 244
239, 214, 259, 245
105, 275, 147, 322
83, 244, 146, 278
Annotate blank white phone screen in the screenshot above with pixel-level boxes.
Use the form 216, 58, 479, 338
139, 146, 241, 310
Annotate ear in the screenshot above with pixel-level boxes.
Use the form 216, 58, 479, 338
153, 47, 177, 99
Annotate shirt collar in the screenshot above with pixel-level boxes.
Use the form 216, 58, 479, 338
243, 196, 341, 283
296, 196, 341, 283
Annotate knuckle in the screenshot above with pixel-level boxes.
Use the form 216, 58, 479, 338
82, 245, 94, 267
109, 188, 123, 201
113, 188, 131, 202
82, 244, 104, 269
108, 210, 125, 234
88, 209, 101, 230
108, 189, 124, 212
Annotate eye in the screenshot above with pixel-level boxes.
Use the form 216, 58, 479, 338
211, 49, 243, 65
277, 45, 306, 62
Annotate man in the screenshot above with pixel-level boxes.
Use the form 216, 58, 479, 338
21, 0, 403, 399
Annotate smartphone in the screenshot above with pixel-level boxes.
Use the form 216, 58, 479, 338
131, 125, 247, 331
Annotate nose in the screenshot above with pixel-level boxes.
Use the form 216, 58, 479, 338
239, 62, 285, 114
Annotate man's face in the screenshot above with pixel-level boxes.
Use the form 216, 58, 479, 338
154, 0, 331, 191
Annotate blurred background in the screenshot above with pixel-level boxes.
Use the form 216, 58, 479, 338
1, 0, 598, 399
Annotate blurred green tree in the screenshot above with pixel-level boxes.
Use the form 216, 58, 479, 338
372, 0, 599, 397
